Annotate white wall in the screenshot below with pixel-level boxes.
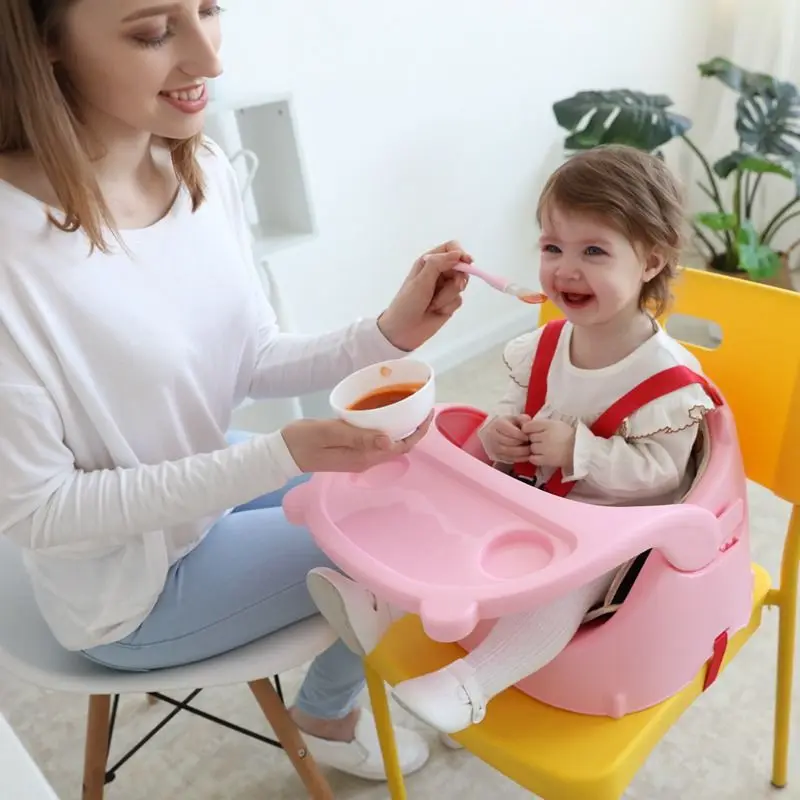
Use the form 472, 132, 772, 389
219, 0, 714, 375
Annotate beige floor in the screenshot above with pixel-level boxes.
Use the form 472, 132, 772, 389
1, 342, 798, 800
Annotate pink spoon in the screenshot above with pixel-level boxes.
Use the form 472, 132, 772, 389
454, 263, 547, 304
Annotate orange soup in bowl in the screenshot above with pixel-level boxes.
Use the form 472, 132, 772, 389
347, 382, 425, 411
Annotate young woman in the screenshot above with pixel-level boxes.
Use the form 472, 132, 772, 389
0, 0, 470, 780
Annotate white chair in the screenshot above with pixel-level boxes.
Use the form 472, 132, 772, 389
0, 535, 339, 799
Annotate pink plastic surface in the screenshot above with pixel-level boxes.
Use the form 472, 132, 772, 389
284, 403, 753, 717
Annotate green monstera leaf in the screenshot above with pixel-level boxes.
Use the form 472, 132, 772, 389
700, 57, 800, 165
737, 220, 782, 279
552, 89, 692, 152
695, 211, 737, 231
713, 151, 793, 180
698, 56, 775, 94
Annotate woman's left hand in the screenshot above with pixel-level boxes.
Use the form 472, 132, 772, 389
377, 240, 472, 352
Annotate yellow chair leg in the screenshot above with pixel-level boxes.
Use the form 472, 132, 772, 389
365, 660, 408, 800
772, 504, 800, 789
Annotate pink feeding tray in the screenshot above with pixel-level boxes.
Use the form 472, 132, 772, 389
284, 403, 754, 717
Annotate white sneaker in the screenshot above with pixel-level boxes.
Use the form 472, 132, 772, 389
306, 568, 394, 656
391, 659, 488, 734
302, 708, 429, 781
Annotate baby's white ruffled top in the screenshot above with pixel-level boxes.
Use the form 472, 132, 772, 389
480, 320, 716, 507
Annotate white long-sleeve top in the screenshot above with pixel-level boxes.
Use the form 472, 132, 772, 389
479, 321, 716, 507
0, 139, 404, 650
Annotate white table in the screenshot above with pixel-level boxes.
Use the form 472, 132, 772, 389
0, 713, 60, 799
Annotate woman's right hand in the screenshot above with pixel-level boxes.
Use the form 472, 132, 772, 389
281, 414, 433, 474
480, 414, 532, 464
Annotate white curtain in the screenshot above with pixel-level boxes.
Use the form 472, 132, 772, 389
681, 0, 800, 258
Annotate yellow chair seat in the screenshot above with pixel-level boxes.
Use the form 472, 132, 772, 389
368, 563, 770, 800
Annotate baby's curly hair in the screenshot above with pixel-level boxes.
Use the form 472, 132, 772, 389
536, 144, 685, 317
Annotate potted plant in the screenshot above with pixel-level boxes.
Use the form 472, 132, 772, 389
550, 57, 800, 289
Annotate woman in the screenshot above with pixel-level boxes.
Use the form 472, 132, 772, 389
0, 0, 471, 780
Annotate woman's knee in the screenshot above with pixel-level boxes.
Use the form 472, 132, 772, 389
80, 644, 151, 672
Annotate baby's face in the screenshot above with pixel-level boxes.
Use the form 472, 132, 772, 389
538, 206, 662, 328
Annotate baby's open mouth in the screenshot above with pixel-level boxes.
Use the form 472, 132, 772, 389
561, 292, 594, 308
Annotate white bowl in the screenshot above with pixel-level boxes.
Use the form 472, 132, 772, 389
329, 358, 435, 441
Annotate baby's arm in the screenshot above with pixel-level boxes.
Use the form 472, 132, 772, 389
564, 387, 712, 502
565, 424, 696, 500
477, 330, 541, 463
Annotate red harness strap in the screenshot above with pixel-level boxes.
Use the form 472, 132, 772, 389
512, 320, 723, 497
511, 319, 566, 487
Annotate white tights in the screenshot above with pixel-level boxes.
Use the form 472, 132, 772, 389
460, 571, 614, 698
389, 571, 614, 700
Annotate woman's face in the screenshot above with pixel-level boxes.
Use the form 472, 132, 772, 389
55, 0, 223, 142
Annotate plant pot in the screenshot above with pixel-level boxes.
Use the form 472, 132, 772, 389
707, 252, 745, 277
763, 252, 795, 291
707, 252, 795, 291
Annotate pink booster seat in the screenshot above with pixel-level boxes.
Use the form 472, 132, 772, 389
284, 320, 754, 718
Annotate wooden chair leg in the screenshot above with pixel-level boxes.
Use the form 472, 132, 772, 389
82, 694, 111, 800
249, 679, 334, 800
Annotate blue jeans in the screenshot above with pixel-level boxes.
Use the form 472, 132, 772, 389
82, 470, 364, 721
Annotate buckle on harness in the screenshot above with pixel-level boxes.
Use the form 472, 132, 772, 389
511, 471, 539, 488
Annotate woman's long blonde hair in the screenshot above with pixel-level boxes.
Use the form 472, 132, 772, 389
0, 0, 207, 252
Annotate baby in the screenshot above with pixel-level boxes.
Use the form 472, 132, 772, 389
306, 145, 718, 734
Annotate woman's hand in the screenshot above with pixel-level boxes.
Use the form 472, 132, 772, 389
377, 240, 472, 352
281, 414, 433, 474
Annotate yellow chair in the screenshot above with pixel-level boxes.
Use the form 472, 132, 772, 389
363, 267, 800, 799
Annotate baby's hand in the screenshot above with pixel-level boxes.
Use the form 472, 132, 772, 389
522, 418, 576, 472
480, 414, 532, 464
